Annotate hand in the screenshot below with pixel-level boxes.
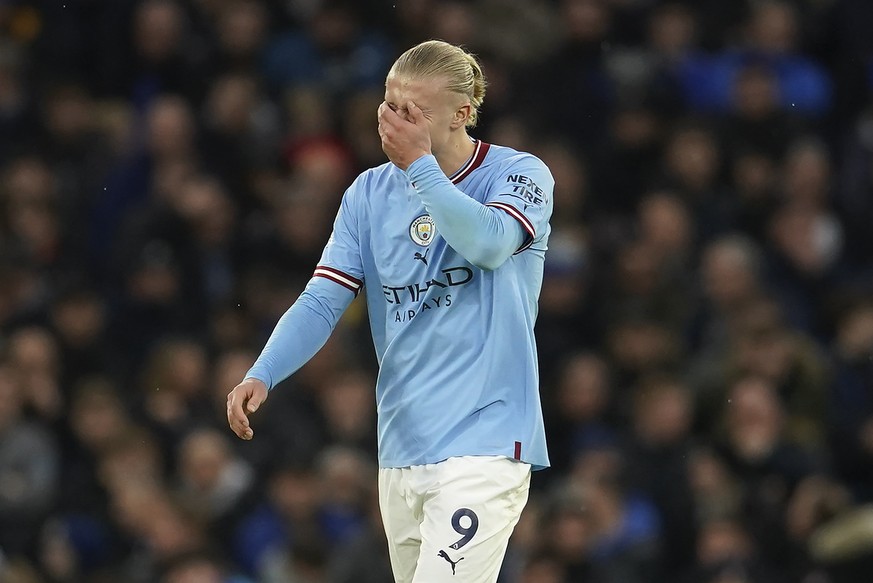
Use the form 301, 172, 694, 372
377, 101, 431, 170
227, 378, 268, 440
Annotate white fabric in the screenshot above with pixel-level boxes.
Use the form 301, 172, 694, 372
378, 456, 531, 583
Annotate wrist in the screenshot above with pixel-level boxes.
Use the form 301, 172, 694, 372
396, 151, 429, 171
243, 373, 271, 391
404, 153, 439, 180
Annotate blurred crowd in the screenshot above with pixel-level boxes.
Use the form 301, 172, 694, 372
0, 0, 872, 582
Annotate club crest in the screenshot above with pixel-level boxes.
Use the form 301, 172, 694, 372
409, 215, 436, 246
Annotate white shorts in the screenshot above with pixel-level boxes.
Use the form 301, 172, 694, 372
378, 455, 532, 583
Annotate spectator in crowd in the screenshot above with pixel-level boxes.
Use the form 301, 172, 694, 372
627, 374, 698, 577
0, 362, 59, 555
59, 376, 132, 516
678, 0, 832, 117
262, 0, 393, 99
545, 352, 617, 477
681, 514, 787, 583
716, 376, 824, 570
175, 428, 258, 553
829, 300, 873, 501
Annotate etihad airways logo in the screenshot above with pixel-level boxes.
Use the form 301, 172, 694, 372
383, 266, 473, 322
382, 266, 472, 304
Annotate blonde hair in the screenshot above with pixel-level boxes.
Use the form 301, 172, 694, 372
388, 40, 487, 128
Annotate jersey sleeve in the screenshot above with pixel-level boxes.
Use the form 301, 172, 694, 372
484, 156, 554, 253
244, 276, 354, 390
405, 155, 527, 270
314, 180, 365, 295
244, 179, 366, 390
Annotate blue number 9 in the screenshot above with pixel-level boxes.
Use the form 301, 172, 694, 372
449, 508, 479, 550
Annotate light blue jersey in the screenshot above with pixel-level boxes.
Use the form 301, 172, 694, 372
248, 140, 553, 470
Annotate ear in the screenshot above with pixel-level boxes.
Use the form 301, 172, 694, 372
450, 103, 472, 129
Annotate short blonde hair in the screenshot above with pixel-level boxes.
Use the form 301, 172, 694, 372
388, 40, 487, 128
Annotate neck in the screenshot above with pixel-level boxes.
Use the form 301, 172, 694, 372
433, 130, 476, 178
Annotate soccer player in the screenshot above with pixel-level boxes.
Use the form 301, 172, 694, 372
227, 40, 553, 582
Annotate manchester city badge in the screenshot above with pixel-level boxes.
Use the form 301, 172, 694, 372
409, 215, 436, 246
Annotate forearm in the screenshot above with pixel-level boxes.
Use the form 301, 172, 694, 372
406, 155, 524, 270
245, 278, 352, 390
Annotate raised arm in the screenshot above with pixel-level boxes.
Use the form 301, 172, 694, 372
405, 155, 525, 270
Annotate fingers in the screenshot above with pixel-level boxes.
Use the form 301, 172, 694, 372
378, 101, 404, 127
406, 101, 423, 124
377, 102, 389, 139
377, 101, 389, 125
226, 386, 253, 440
247, 389, 265, 414
378, 104, 394, 150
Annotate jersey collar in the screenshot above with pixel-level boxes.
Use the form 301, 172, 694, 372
449, 139, 491, 185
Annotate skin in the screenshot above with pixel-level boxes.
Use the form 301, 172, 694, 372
377, 73, 475, 174
227, 72, 476, 441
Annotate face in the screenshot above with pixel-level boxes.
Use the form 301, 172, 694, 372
383, 74, 469, 152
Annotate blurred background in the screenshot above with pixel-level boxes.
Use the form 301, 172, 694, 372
0, 0, 872, 582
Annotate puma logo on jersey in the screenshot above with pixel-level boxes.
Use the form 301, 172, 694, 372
413, 248, 429, 266
438, 550, 464, 575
